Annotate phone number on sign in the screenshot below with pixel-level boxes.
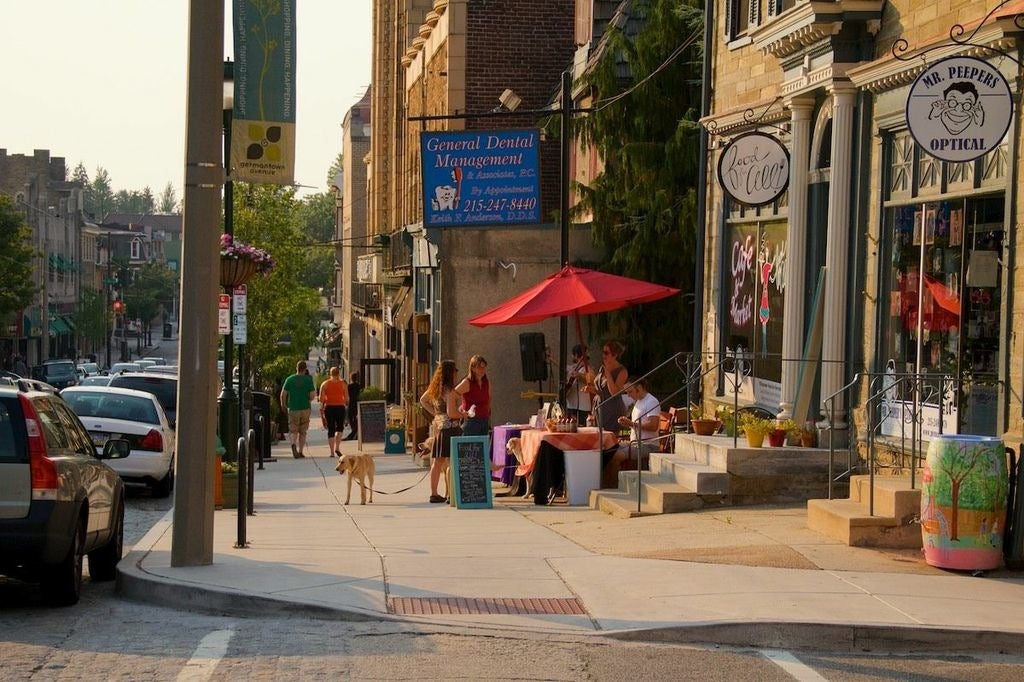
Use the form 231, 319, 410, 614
462, 197, 537, 213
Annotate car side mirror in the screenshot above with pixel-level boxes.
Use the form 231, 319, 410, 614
102, 438, 131, 459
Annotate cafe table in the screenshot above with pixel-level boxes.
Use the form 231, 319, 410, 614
516, 427, 620, 505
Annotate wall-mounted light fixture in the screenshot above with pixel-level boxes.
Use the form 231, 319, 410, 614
497, 88, 521, 113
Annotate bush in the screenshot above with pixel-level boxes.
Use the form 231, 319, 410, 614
359, 385, 387, 402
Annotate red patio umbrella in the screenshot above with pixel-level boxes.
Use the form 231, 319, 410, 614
468, 265, 679, 328
468, 265, 680, 367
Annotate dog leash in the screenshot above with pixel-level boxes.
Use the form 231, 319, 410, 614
352, 463, 523, 496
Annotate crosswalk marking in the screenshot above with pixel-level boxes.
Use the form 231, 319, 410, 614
176, 629, 234, 682
760, 649, 828, 682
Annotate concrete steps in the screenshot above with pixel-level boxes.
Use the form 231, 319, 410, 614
590, 431, 839, 516
807, 475, 923, 548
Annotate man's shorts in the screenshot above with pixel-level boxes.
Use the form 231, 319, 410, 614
288, 409, 311, 435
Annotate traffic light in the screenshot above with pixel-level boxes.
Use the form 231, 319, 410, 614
113, 299, 123, 315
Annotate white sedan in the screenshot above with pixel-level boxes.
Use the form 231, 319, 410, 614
61, 386, 176, 497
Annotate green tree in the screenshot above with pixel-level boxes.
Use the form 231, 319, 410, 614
158, 182, 178, 213
0, 195, 39, 318
295, 192, 335, 300
122, 263, 177, 336
572, 0, 703, 369
326, 152, 344, 186
232, 184, 321, 384
91, 167, 114, 219
73, 287, 109, 352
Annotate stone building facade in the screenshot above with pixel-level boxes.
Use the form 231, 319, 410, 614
701, 0, 1023, 450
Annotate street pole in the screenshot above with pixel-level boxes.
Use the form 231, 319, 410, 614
219, 59, 239, 469
171, 0, 223, 567
558, 69, 571, 402
105, 236, 112, 370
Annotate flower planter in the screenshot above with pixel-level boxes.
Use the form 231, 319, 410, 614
690, 418, 721, 436
799, 432, 816, 448
767, 428, 787, 447
220, 257, 260, 287
744, 428, 766, 448
221, 473, 239, 509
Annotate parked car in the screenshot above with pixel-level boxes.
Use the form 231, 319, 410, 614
135, 359, 156, 371
108, 362, 141, 375
31, 360, 79, 390
141, 357, 167, 366
62, 387, 175, 497
107, 373, 179, 428
143, 365, 178, 376
17, 379, 59, 395
79, 375, 113, 387
0, 383, 130, 606
76, 362, 100, 377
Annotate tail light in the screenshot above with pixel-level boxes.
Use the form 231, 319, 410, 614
138, 429, 163, 451
19, 394, 57, 500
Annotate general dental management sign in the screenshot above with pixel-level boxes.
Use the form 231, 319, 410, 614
421, 129, 541, 227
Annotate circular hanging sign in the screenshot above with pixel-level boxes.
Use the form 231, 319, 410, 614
906, 56, 1013, 163
716, 132, 790, 207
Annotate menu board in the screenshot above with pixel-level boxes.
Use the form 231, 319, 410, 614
450, 436, 493, 509
357, 400, 386, 448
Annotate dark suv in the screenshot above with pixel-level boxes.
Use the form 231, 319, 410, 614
0, 384, 130, 605
32, 360, 79, 390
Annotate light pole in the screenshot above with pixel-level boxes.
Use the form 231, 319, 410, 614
218, 59, 238, 466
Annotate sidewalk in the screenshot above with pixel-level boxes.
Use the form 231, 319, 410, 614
117, 426, 1024, 652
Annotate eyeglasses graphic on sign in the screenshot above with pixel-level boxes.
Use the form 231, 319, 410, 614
907, 56, 1013, 164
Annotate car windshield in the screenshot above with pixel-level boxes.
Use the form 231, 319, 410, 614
108, 377, 177, 418
64, 392, 160, 424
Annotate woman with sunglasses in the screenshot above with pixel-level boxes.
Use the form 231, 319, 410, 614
586, 340, 629, 433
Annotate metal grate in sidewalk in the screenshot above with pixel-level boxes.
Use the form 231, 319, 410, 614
388, 596, 587, 616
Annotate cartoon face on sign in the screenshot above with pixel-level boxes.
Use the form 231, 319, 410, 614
432, 185, 457, 211
929, 82, 985, 136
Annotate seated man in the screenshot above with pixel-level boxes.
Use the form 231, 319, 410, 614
602, 376, 661, 488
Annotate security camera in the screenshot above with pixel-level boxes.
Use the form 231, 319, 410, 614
498, 89, 522, 113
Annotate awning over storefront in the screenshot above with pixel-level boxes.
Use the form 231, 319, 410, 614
24, 310, 40, 338
389, 287, 413, 330
62, 315, 76, 331
48, 317, 70, 335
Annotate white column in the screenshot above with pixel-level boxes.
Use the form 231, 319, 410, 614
820, 83, 857, 427
779, 97, 815, 419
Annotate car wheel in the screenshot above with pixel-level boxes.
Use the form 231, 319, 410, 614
88, 497, 124, 581
43, 517, 83, 607
151, 466, 173, 498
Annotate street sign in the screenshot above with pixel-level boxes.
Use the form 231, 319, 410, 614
218, 293, 231, 335
233, 284, 247, 314
233, 313, 247, 344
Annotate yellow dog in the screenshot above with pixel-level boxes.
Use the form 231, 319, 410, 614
335, 453, 375, 505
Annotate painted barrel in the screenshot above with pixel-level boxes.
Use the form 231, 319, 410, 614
921, 435, 1008, 570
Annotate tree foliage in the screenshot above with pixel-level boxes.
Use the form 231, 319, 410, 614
158, 182, 178, 213
572, 0, 704, 371
294, 192, 335, 300
0, 195, 40, 318
73, 287, 108, 350
232, 184, 321, 384
122, 262, 177, 331
90, 168, 114, 219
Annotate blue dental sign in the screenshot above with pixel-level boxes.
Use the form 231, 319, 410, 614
421, 129, 541, 227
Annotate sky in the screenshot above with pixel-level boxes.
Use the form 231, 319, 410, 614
3, 2, 372, 201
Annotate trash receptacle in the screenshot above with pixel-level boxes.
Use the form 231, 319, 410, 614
163, 323, 172, 339
921, 435, 1009, 570
250, 391, 272, 462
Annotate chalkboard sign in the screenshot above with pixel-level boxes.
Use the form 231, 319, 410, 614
357, 400, 386, 448
450, 435, 493, 509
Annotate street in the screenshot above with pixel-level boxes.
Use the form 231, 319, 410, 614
0, 489, 1023, 680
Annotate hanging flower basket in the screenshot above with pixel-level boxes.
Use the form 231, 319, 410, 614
220, 257, 261, 287
219, 234, 275, 287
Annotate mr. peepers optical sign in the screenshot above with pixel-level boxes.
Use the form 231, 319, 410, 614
716, 132, 790, 207
907, 56, 1013, 163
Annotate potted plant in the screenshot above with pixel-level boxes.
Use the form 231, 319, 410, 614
768, 418, 798, 447
688, 404, 721, 436
219, 233, 275, 287
797, 423, 817, 447
716, 405, 739, 437
740, 413, 775, 448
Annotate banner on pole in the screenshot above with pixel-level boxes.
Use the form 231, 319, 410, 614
231, 0, 296, 185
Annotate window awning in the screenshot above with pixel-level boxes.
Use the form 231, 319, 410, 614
62, 315, 76, 331
389, 287, 413, 330
49, 317, 69, 335
24, 310, 40, 337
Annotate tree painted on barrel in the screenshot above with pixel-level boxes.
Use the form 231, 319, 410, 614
928, 441, 1006, 542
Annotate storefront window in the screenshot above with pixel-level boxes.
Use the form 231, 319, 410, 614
881, 196, 1003, 435
720, 220, 786, 406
